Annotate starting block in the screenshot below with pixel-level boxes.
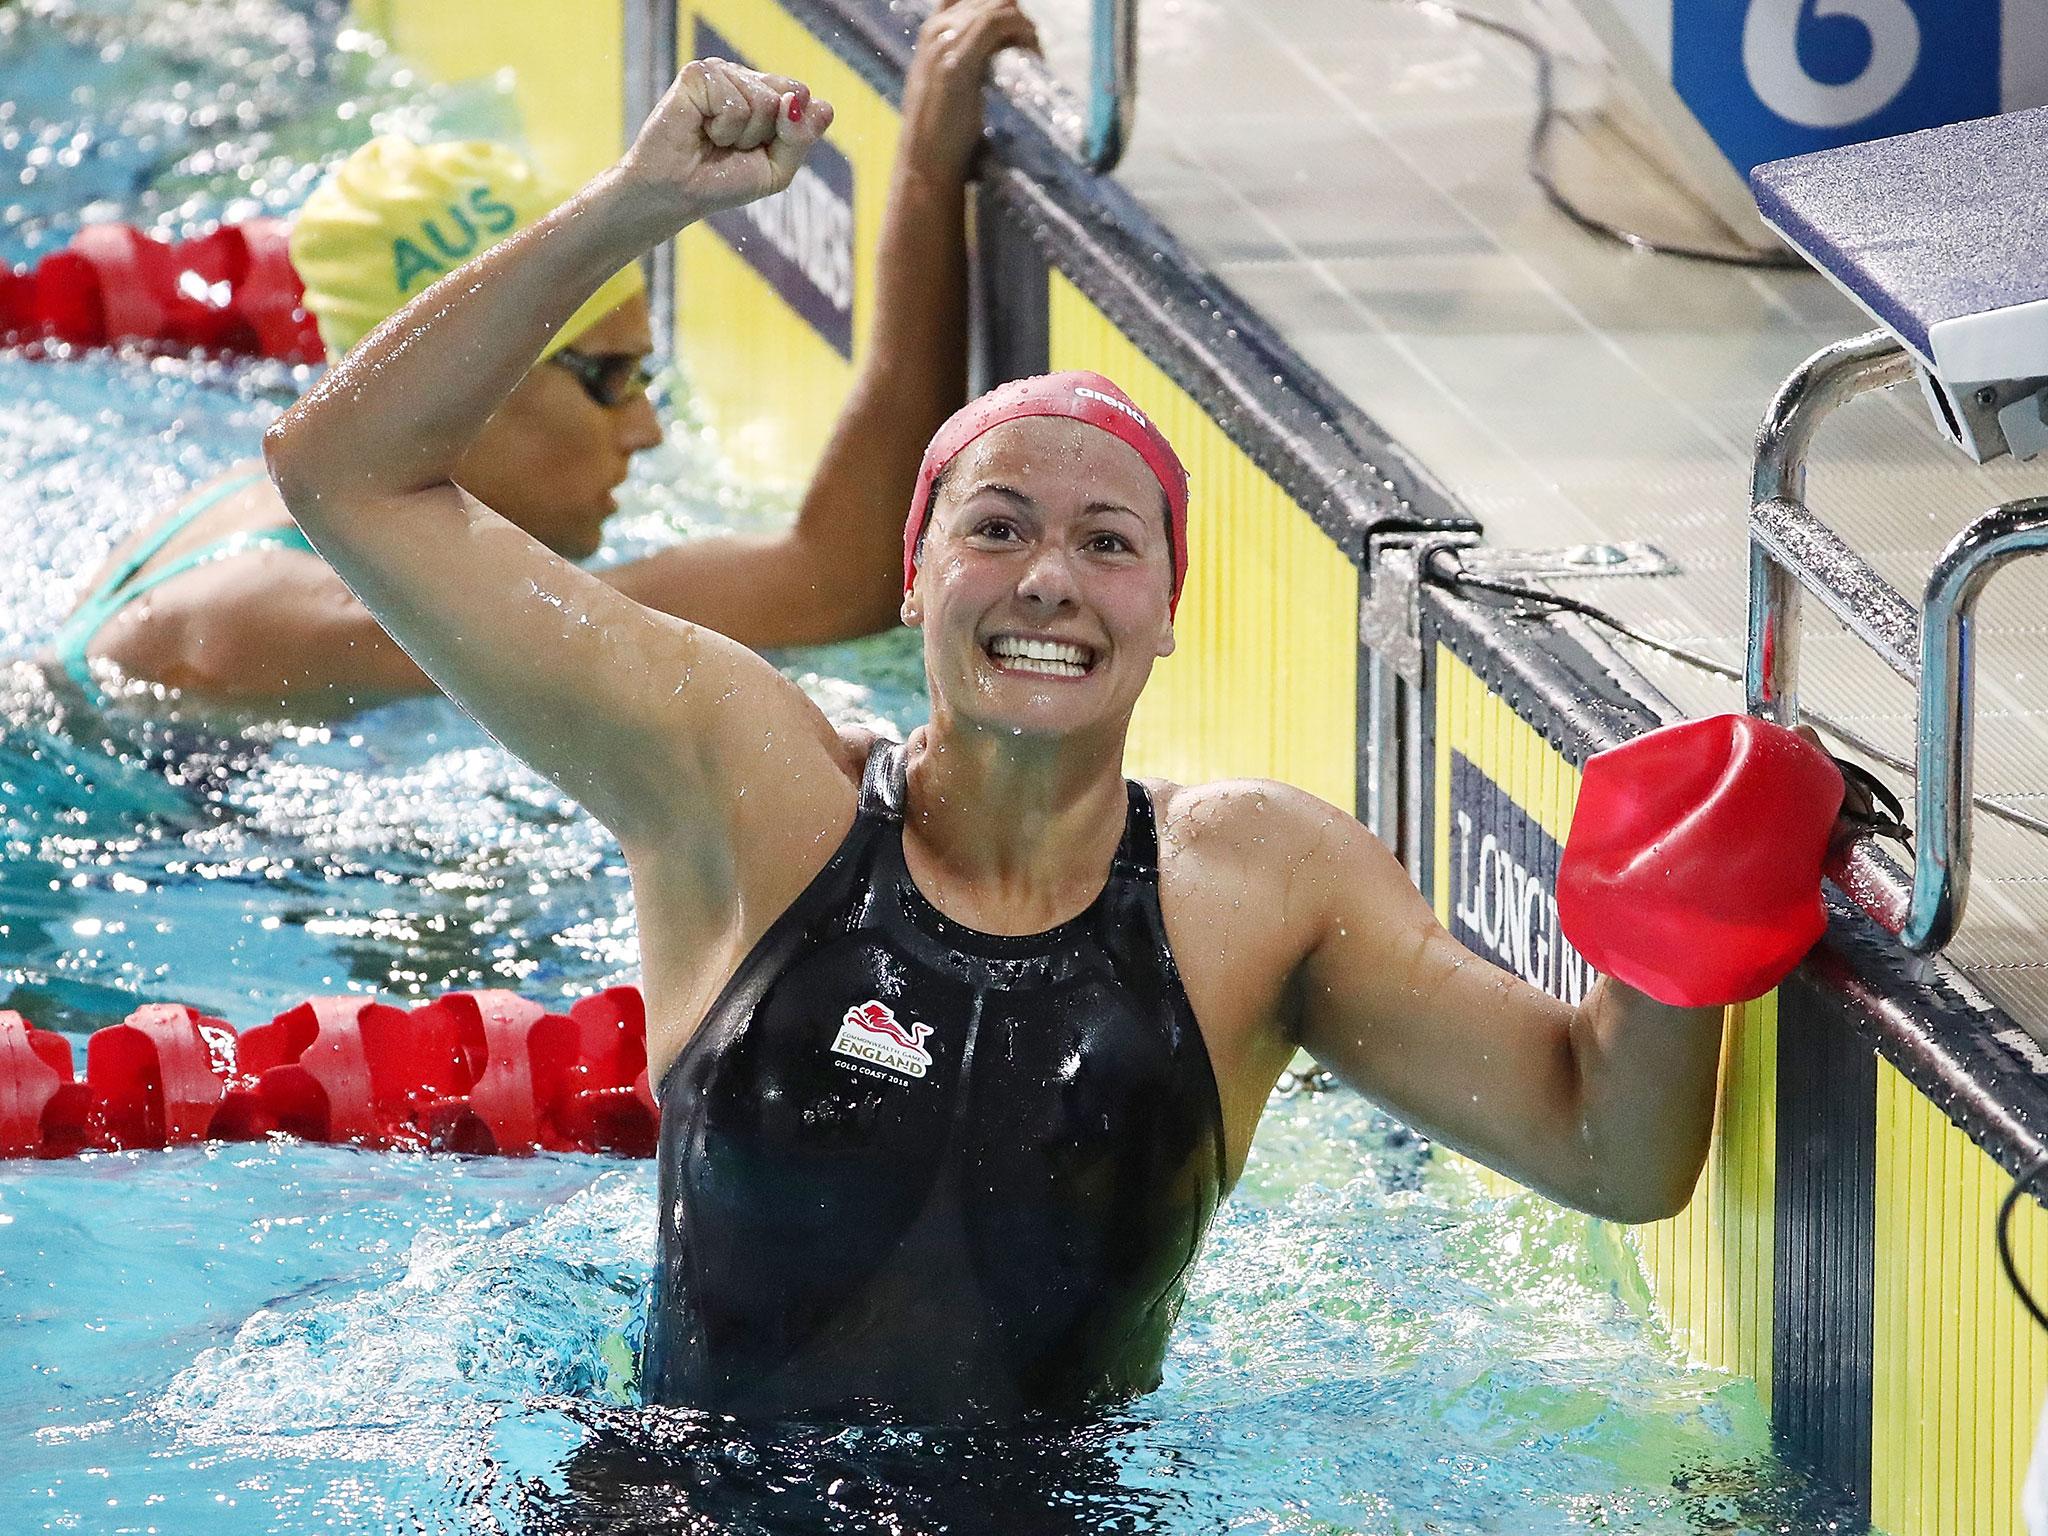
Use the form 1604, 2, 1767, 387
1754, 106, 2048, 464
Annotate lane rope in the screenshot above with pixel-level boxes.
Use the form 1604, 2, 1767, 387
0, 987, 657, 1160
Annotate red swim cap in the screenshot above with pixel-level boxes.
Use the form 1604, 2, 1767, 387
1556, 714, 1845, 1008
902, 371, 1191, 615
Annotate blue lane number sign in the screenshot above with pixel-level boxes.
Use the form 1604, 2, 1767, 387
1573, 0, 2037, 187
1677, 0, 2003, 175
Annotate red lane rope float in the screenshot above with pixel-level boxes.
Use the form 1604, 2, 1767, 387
0, 986, 657, 1160
1, 219, 322, 362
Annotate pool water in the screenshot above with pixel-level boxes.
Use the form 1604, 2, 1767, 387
1, 3, 1858, 1531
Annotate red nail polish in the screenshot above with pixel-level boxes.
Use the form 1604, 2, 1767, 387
788, 94, 804, 123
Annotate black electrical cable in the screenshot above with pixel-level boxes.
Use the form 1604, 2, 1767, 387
1426, 557, 1746, 682
1424, 549, 2048, 844
1432, 548, 2048, 1326
2000, 1152, 2048, 1334
1370, 0, 1805, 271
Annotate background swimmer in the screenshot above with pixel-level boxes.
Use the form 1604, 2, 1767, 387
259, 50, 1851, 1422
45, 0, 1038, 718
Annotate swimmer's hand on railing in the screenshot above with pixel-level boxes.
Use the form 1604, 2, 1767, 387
1555, 715, 1848, 1008
901, 0, 1042, 182
617, 58, 835, 228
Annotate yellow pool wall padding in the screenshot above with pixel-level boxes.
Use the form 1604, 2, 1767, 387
673, 0, 889, 490
1430, 644, 1776, 1404
349, 0, 627, 186
1872, 1060, 2048, 1536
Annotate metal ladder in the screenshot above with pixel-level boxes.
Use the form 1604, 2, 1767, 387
1747, 330, 2048, 954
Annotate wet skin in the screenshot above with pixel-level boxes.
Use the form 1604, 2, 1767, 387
449, 296, 667, 557
62, 0, 1041, 715
65, 297, 662, 708
910, 415, 1178, 753
611, 413, 1726, 1217
266, 56, 1730, 1249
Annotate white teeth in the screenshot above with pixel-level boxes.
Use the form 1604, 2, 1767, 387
987, 636, 1093, 671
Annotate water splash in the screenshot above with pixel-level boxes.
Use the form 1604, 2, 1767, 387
0, 2, 1843, 1530
5, 1098, 1847, 1533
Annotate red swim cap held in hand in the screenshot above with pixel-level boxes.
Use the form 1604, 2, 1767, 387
1556, 715, 1845, 1008
902, 371, 1191, 615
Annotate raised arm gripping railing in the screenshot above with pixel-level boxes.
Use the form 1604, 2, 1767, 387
621, 0, 1126, 344
1748, 330, 2048, 954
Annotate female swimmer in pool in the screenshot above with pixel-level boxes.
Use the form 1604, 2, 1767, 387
265, 56, 1737, 1421
49, 0, 1037, 718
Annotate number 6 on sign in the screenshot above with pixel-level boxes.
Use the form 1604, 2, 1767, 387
1567, 0, 2007, 211
1742, 0, 1922, 128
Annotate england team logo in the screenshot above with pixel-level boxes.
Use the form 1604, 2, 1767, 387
831, 1000, 935, 1080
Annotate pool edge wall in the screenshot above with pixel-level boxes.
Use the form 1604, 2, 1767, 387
1421, 585, 2048, 1535
352, 2, 2048, 1529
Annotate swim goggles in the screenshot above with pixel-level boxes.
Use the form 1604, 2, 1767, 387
549, 347, 656, 408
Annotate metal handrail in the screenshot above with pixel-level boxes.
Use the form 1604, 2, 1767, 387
1747, 329, 2048, 953
1746, 331, 1915, 726
1912, 501, 2048, 950
1084, 0, 1138, 173
624, 0, 679, 359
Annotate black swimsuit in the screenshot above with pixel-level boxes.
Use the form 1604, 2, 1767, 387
641, 742, 1227, 1424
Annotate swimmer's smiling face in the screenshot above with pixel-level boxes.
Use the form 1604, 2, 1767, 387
905, 415, 1177, 738
451, 294, 664, 560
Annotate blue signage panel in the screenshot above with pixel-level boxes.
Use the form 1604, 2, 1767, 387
1674, 0, 2003, 177
691, 19, 856, 359
1446, 752, 1597, 1006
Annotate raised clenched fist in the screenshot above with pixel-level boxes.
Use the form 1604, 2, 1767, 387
619, 56, 835, 224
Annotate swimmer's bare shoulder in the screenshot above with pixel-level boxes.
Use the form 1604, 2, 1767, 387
1153, 776, 1552, 1177
1152, 775, 1396, 982
108, 550, 427, 704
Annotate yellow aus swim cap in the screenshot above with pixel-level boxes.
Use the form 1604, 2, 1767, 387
289, 136, 646, 363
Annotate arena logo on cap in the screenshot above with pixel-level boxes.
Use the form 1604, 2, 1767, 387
692, 21, 856, 360
1073, 385, 1148, 427
1446, 751, 1596, 1006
